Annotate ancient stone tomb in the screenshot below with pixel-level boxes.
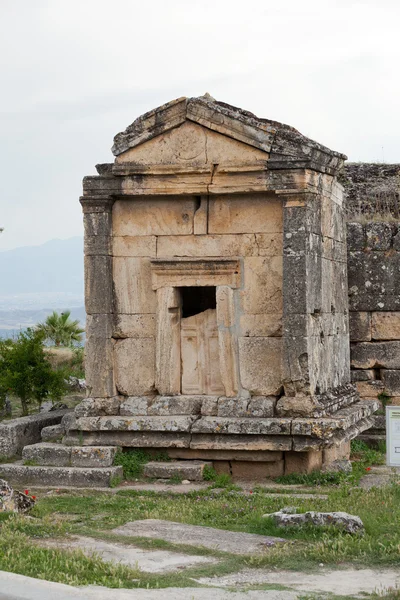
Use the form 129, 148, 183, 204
74, 95, 378, 477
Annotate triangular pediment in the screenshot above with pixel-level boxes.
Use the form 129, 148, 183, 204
111, 95, 346, 174
115, 121, 269, 168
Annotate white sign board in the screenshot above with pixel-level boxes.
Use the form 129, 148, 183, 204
386, 406, 400, 466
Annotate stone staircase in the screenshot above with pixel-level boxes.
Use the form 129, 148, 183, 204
0, 442, 123, 488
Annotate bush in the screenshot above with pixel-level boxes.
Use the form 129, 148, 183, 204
0, 329, 67, 415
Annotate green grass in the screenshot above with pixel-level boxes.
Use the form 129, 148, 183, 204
0, 441, 398, 589
113, 448, 171, 480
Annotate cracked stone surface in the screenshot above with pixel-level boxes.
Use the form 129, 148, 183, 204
39, 535, 216, 573
111, 519, 285, 555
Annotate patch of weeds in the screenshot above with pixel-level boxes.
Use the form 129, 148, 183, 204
203, 464, 217, 481
378, 392, 391, 408
275, 470, 346, 486
109, 474, 123, 488
169, 473, 183, 484
113, 448, 169, 480
23, 459, 38, 466
210, 473, 233, 488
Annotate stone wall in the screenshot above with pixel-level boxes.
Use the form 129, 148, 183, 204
344, 163, 400, 444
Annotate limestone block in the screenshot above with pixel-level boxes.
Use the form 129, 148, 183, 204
247, 397, 276, 418
238, 337, 282, 395
82, 415, 195, 433
113, 198, 196, 236
113, 314, 156, 339
348, 251, 400, 312
67, 430, 191, 449
113, 257, 156, 314
194, 196, 208, 234
71, 446, 117, 468
114, 338, 155, 396
201, 397, 218, 416
83, 211, 112, 237
208, 194, 283, 234
157, 233, 282, 258
283, 255, 307, 315
143, 460, 211, 481
230, 460, 284, 480
84, 236, 112, 256
350, 369, 375, 382
216, 286, 238, 397
240, 313, 282, 337
75, 397, 121, 417
381, 370, 400, 396
275, 395, 316, 418
85, 338, 116, 398
371, 312, 400, 340
365, 222, 393, 250
190, 433, 292, 451
155, 287, 181, 395
349, 312, 371, 342
147, 396, 203, 416
356, 380, 384, 398
86, 314, 113, 340
167, 448, 283, 462
192, 416, 291, 436
346, 222, 364, 251
22, 443, 72, 467
241, 257, 283, 315
217, 398, 249, 417
351, 341, 400, 369
113, 236, 157, 257
284, 450, 323, 475
84, 256, 113, 314
120, 397, 151, 416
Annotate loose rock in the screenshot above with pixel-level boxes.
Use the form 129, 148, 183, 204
0, 479, 35, 513
263, 508, 364, 534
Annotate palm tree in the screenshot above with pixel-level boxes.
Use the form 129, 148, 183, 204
36, 310, 84, 347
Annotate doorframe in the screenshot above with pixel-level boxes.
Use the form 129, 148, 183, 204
150, 258, 240, 397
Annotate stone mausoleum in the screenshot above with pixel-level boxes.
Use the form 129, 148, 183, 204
70, 95, 377, 478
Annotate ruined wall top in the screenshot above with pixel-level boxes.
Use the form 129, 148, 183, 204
110, 94, 346, 175
343, 163, 400, 220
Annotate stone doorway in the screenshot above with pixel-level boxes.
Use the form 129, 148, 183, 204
180, 287, 224, 395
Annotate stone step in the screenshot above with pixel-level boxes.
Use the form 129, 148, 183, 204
41, 424, 64, 442
143, 460, 211, 481
0, 462, 123, 488
22, 443, 118, 468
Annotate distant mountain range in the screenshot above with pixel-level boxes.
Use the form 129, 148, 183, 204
0, 237, 85, 337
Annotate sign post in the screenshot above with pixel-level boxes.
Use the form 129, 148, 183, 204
386, 406, 400, 467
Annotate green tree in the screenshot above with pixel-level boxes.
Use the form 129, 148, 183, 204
0, 329, 66, 416
36, 310, 84, 347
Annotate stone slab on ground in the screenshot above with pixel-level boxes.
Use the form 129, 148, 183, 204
359, 465, 400, 489
143, 460, 211, 481
112, 519, 285, 555
40, 535, 216, 573
0, 571, 298, 600
0, 463, 123, 488
22, 443, 117, 468
196, 567, 400, 597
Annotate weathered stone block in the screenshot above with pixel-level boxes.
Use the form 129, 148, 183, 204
241, 256, 283, 314
113, 257, 156, 314
143, 460, 211, 481
22, 443, 71, 467
365, 222, 393, 250
201, 397, 218, 416
356, 380, 384, 398
284, 450, 322, 474
75, 397, 121, 417
382, 370, 400, 396
323, 440, 351, 464
114, 338, 155, 396
238, 337, 282, 396
349, 312, 371, 342
83, 210, 112, 237
346, 222, 364, 251
113, 236, 157, 257
85, 337, 116, 398
191, 416, 291, 436
348, 251, 400, 312
351, 369, 375, 382
84, 256, 113, 314
77, 415, 196, 433
86, 314, 113, 340
157, 233, 258, 258
247, 396, 276, 418
71, 446, 117, 468
230, 460, 284, 480
217, 398, 249, 417
147, 396, 203, 416
190, 433, 292, 451
240, 313, 282, 337
351, 341, 400, 369
41, 424, 64, 442
84, 235, 112, 256
113, 314, 156, 339
371, 312, 400, 341
120, 397, 151, 416
208, 194, 283, 234
113, 198, 196, 236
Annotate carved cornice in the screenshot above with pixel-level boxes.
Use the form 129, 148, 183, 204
79, 196, 114, 213
150, 258, 241, 290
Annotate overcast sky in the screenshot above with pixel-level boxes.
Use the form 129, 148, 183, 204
0, 0, 399, 250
